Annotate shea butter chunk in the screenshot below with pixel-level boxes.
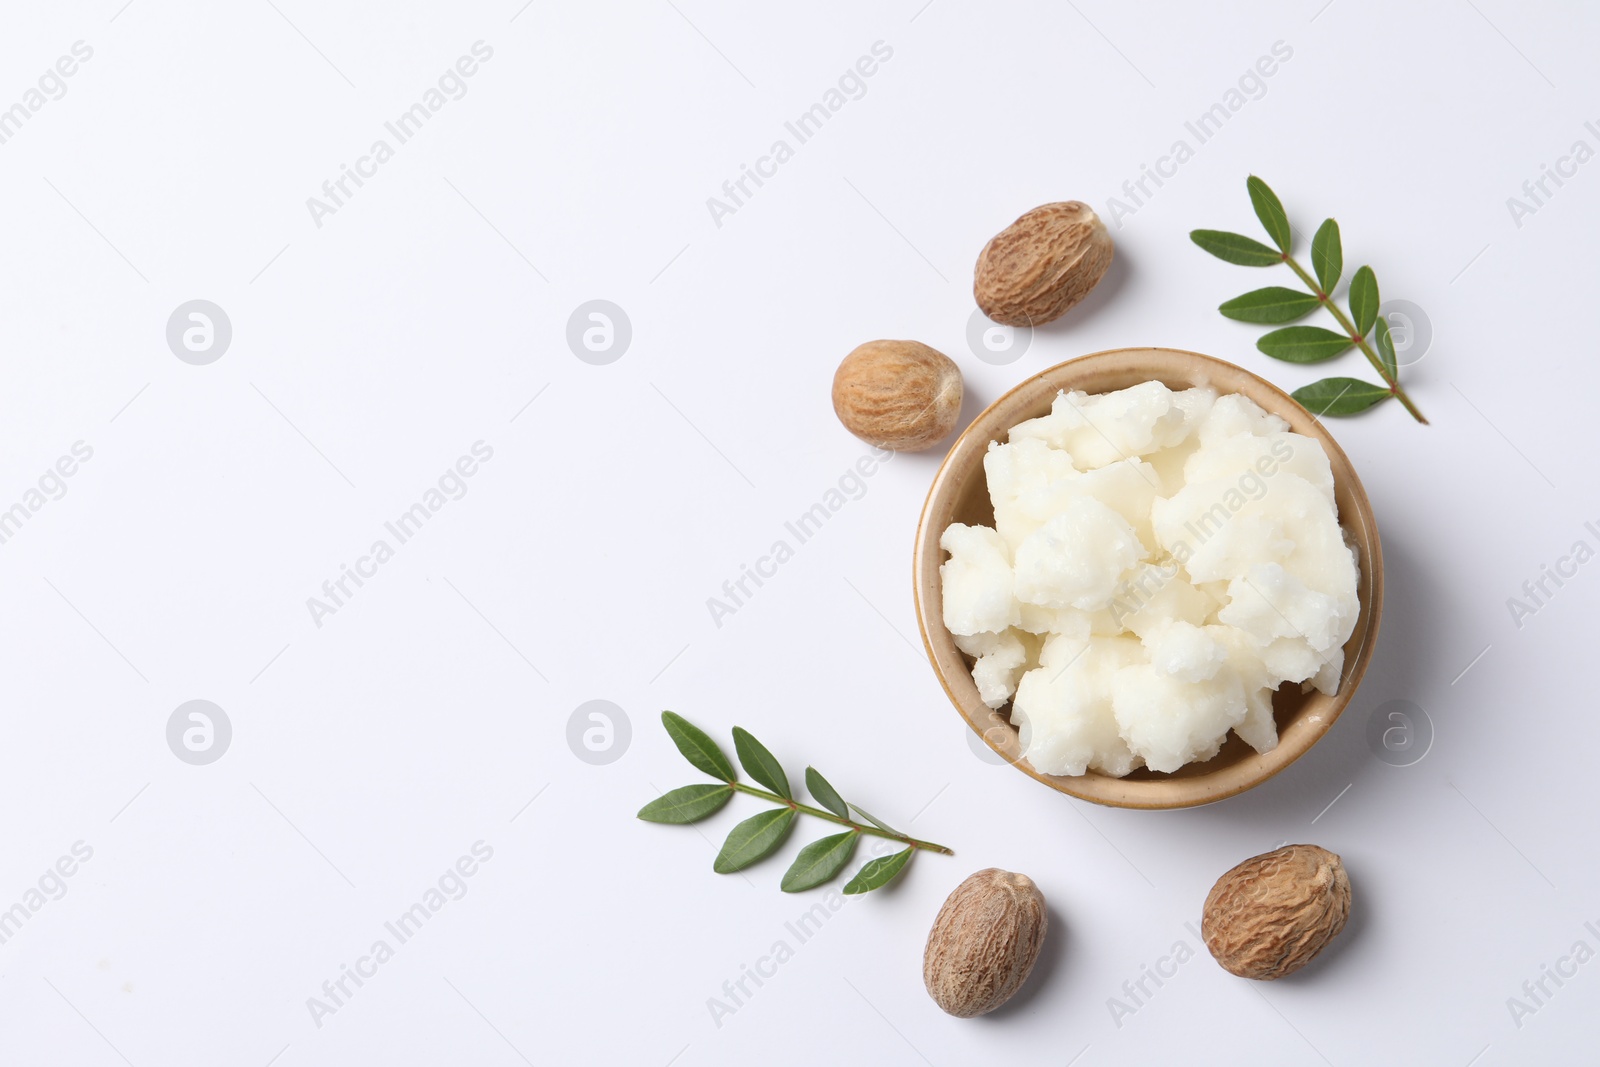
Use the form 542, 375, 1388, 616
1011, 635, 1143, 776
940, 524, 1019, 636
955, 629, 1034, 710
1013, 498, 1144, 612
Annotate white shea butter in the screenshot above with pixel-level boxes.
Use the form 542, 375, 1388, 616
939, 382, 1360, 776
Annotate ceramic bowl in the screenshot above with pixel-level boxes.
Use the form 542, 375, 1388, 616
912, 348, 1383, 809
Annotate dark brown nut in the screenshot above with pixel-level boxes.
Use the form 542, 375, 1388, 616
923, 868, 1048, 1017
974, 201, 1114, 326
832, 340, 963, 452
1202, 844, 1352, 980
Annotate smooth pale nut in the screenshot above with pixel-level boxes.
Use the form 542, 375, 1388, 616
1202, 844, 1351, 980
923, 868, 1048, 1017
974, 201, 1114, 326
832, 340, 963, 452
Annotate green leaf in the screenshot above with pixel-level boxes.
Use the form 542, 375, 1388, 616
1349, 266, 1379, 337
1257, 326, 1354, 364
637, 784, 734, 824
805, 767, 850, 820
848, 804, 900, 835
1246, 176, 1292, 254
1292, 378, 1394, 416
1311, 219, 1342, 294
713, 808, 796, 873
1218, 287, 1321, 324
780, 832, 858, 892
842, 847, 914, 895
1375, 316, 1399, 380
1190, 229, 1283, 266
732, 727, 790, 799
662, 711, 736, 782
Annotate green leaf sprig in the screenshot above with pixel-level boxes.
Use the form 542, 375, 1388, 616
638, 712, 952, 895
1192, 176, 1428, 423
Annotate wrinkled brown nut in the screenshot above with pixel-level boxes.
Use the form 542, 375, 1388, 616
1202, 844, 1351, 980
831, 340, 963, 452
974, 201, 1114, 326
923, 868, 1048, 1017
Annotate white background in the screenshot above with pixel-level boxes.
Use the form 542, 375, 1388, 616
0, 1, 1594, 1064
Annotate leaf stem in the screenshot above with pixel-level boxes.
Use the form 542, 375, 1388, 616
1281, 254, 1429, 424
727, 782, 954, 855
